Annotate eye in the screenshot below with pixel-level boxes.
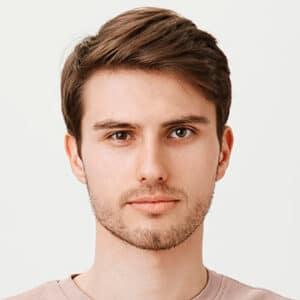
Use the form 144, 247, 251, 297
107, 131, 132, 141
169, 127, 195, 139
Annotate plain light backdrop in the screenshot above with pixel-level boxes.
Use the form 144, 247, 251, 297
0, 0, 298, 299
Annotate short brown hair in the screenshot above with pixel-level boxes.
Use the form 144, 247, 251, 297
61, 7, 231, 158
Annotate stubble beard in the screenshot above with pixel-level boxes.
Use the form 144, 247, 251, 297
87, 182, 215, 251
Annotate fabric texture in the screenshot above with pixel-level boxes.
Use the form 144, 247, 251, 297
4, 269, 290, 300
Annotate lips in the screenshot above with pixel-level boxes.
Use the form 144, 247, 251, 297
127, 196, 179, 214
127, 195, 179, 204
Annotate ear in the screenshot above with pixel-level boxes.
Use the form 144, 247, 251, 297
216, 126, 234, 181
64, 133, 87, 184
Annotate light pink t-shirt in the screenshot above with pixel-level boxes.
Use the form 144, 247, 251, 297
4, 269, 290, 300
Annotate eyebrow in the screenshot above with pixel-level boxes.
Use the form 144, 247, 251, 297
92, 114, 210, 131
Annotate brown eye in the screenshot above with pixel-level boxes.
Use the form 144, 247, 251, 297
169, 127, 194, 139
109, 131, 131, 140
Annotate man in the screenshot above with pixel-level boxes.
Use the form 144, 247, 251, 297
6, 7, 289, 300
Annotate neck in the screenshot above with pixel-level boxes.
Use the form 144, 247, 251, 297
74, 222, 208, 300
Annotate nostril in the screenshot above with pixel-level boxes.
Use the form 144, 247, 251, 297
140, 176, 165, 183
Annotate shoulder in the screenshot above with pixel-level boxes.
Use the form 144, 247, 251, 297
217, 271, 290, 300
3, 280, 66, 300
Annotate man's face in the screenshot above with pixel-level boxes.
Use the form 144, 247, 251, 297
67, 69, 232, 250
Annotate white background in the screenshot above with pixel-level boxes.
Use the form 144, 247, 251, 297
0, 0, 299, 299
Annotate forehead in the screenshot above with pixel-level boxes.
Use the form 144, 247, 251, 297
81, 69, 216, 128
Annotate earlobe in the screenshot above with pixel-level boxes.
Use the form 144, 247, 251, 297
64, 133, 87, 184
218, 152, 224, 163
216, 126, 234, 181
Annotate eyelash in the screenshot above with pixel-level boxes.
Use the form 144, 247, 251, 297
106, 127, 196, 142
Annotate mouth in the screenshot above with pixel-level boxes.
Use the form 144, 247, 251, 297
127, 196, 179, 214
127, 195, 179, 204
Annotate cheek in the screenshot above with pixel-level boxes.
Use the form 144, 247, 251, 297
82, 144, 133, 192
171, 140, 219, 188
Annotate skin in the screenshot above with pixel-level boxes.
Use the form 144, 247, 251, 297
65, 69, 233, 300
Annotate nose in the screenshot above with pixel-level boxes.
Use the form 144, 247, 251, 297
136, 138, 169, 184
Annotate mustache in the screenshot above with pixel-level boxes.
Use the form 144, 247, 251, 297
120, 182, 187, 206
